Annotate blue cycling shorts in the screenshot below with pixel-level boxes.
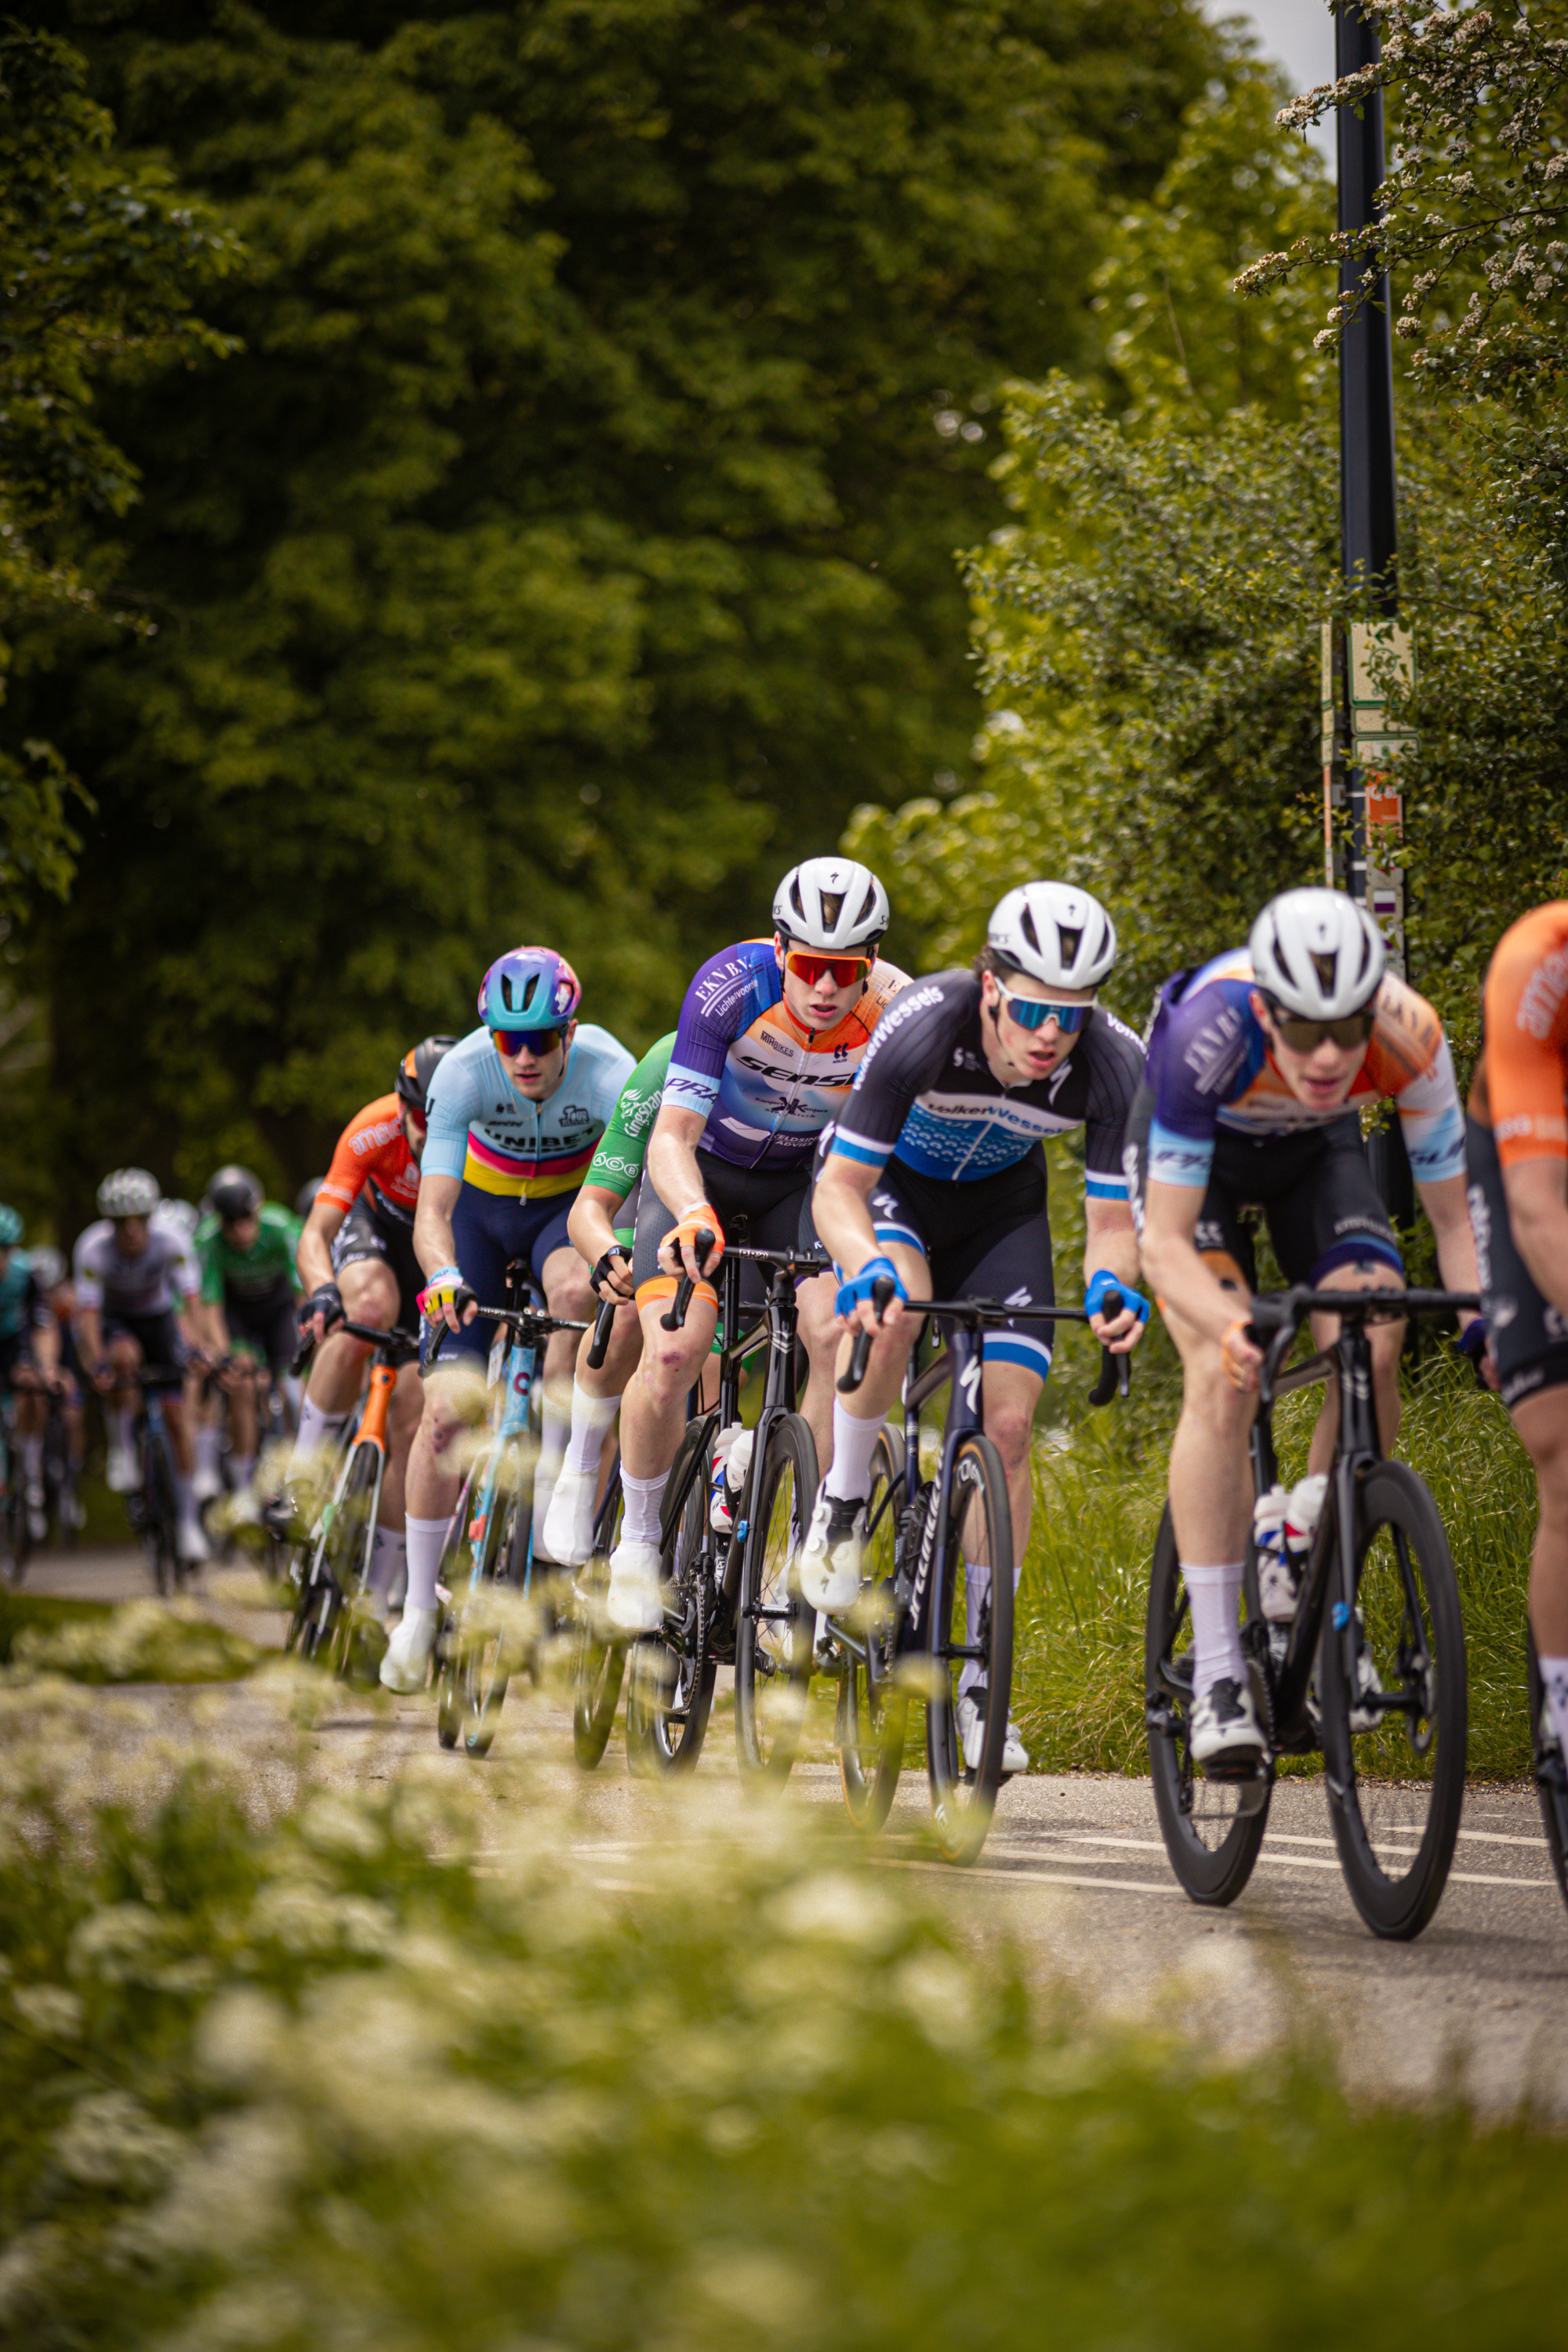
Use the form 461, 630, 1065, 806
421, 1182, 576, 1371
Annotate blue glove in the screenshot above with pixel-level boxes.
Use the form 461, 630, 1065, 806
1457, 1315, 1488, 1359
1085, 1267, 1150, 1324
836, 1255, 908, 1323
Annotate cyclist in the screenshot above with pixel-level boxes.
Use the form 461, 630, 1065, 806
606, 857, 907, 1635
1131, 887, 1481, 1772
542, 1030, 674, 1566
810, 882, 1148, 1770
73, 1169, 209, 1563
1465, 902, 1568, 1770
194, 1167, 303, 1508
0, 1207, 64, 1544
23, 1243, 85, 1532
384, 953, 633, 1690
277, 1037, 457, 1604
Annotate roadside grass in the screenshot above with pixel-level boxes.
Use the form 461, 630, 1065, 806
0, 1592, 263, 1685
1015, 1323, 1536, 1777
1, 1665, 1566, 2352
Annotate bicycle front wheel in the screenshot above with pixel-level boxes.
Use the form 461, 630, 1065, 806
837, 1427, 908, 1832
926, 1432, 1014, 1864
735, 1412, 817, 1783
321, 1447, 384, 1690
626, 1423, 717, 1777
1320, 1461, 1465, 1940
144, 1434, 180, 1599
1145, 1504, 1272, 1904
572, 1457, 626, 1770
446, 1446, 530, 1760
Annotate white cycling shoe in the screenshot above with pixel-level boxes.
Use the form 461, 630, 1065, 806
541, 1461, 598, 1568
605, 1541, 665, 1635
956, 1689, 1029, 1774
191, 1461, 224, 1504
176, 1515, 210, 1566
379, 1605, 440, 1693
797, 1487, 866, 1614
106, 1444, 138, 1494
1189, 1675, 1267, 1769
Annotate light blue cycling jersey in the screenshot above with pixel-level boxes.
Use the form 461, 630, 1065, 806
0, 1250, 45, 1344
423, 1022, 636, 1199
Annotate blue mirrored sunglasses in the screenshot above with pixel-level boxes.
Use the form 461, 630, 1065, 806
995, 978, 1091, 1033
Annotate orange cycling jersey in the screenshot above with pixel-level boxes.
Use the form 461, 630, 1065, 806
1469, 902, 1568, 1168
318, 1094, 421, 1226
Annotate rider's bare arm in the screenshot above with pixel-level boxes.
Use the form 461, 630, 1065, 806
1083, 1196, 1145, 1352
296, 1193, 348, 1293
1499, 1157, 1568, 1318
412, 1170, 463, 1280
645, 1102, 720, 1283
1417, 1170, 1483, 1298
811, 1151, 915, 1338
76, 1303, 107, 1378
1140, 1177, 1262, 1374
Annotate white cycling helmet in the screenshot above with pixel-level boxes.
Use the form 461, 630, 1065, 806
1249, 888, 1385, 1019
772, 857, 888, 953
154, 1196, 201, 1241
988, 882, 1117, 991
97, 1167, 161, 1220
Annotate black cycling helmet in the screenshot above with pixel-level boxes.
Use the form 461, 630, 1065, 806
208, 1163, 264, 1223
296, 1177, 325, 1219
395, 1033, 459, 1112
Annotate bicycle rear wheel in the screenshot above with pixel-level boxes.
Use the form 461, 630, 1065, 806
626, 1425, 717, 1776
1320, 1461, 1465, 1940
735, 1411, 817, 1783
1145, 1504, 1272, 1904
320, 1447, 383, 1689
837, 1428, 908, 1831
926, 1432, 1014, 1864
1527, 1632, 1568, 1910
442, 1444, 528, 1759
572, 1457, 626, 1770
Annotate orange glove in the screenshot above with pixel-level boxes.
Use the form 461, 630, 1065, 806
671, 1203, 724, 1276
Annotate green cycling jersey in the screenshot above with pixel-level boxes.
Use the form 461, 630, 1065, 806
586, 1031, 673, 1244
197, 1201, 303, 1305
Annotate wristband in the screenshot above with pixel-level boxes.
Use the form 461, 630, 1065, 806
835, 1255, 908, 1322
1084, 1267, 1150, 1323
424, 1264, 462, 1290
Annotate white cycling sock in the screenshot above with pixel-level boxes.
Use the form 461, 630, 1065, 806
824, 1400, 886, 1503
21, 1435, 42, 1480
404, 1513, 448, 1613
564, 1382, 619, 1477
531, 1388, 571, 1553
619, 1468, 668, 1548
1539, 1652, 1568, 1755
368, 1523, 407, 1599
108, 1408, 133, 1455
292, 1398, 347, 1469
1184, 1563, 1247, 1701
958, 1558, 1025, 1699
230, 1453, 255, 1491
195, 1423, 222, 1482
172, 1469, 198, 1525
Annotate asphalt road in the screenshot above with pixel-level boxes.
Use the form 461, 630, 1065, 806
18, 1542, 1568, 2118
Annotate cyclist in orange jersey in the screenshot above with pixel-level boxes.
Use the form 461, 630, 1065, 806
1466, 902, 1568, 1762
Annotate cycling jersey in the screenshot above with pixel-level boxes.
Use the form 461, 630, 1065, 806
318, 1094, 421, 1227
1142, 949, 1465, 1190
826, 970, 1142, 1194
73, 1222, 200, 1319
423, 1022, 635, 1199
1468, 902, 1568, 1167
665, 942, 909, 1172
0, 1250, 48, 1344
196, 1201, 303, 1305
586, 1033, 674, 1201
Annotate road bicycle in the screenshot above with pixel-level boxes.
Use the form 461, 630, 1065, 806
572, 1229, 827, 1779
124, 1367, 188, 1597
831, 1287, 1130, 1864
1527, 1632, 1568, 1912
284, 1317, 422, 1679
1145, 1285, 1478, 1941
429, 1263, 586, 1759
0, 1385, 30, 1586
40, 1384, 81, 1551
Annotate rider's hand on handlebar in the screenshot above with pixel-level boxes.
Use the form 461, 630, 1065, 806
1221, 1317, 1264, 1392
659, 1206, 724, 1287
418, 1268, 478, 1336
835, 1255, 909, 1338
591, 1244, 635, 1302
299, 1280, 344, 1348
1084, 1267, 1151, 1356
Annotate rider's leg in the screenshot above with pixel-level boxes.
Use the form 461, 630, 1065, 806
1513, 1386, 1568, 1751
822, 1239, 931, 1495
1305, 1258, 1406, 1473
536, 1236, 598, 1558
227, 1358, 260, 1481
1163, 1274, 1258, 1704
794, 1268, 848, 1475
292, 1254, 396, 1468
402, 1361, 482, 1601
956, 1359, 1046, 1710
104, 1332, 143, 1483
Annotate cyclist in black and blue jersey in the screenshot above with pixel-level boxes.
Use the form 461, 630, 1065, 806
0, 1205, 63, 1544
808, 884, 1149, 1771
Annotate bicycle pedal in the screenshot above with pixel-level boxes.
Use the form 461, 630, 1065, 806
1201, 1751, 1271, 1786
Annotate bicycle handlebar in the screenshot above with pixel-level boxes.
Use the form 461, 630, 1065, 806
292, 1318, 421, 1377
662, 1227, 717, 1331
586, 1296, 616, 1370
837, 1289, 1136, 1407
1247, 1285, 1481, 1343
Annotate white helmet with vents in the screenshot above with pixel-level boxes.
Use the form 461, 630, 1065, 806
97, 1168, 162, 1220
1249, 888, 1385, 1019
988, 882, 1117, 991
772, 858, 888, 953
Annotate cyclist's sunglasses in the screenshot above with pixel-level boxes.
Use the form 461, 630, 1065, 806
490, 1024, 567, 1058
1261, 997, 1377, 1053
995, 978, 1092, 1033
784, 949, 874, 989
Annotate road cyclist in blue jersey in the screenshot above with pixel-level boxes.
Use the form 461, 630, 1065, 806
381, 946, 637, 1693
808, 882, 1149, 1771
0, 1204, 65, 1550
1129, 888, 1483, 1773
603, 857, 908, 1637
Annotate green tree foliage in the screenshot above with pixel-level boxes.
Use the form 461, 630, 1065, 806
5, 0, 1222, 1214
0, 24, 233, 926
